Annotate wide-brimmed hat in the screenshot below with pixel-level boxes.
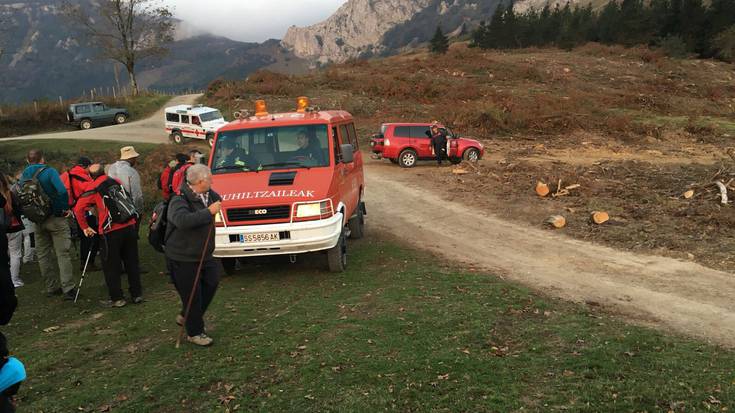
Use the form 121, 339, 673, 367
120, 146, 140, 160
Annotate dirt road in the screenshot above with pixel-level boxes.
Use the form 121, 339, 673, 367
10, 97, 734, 346
364, 163, 735, 347
3, 94, 201, 144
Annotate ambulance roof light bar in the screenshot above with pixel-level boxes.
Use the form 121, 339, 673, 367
254, 99, 268, 116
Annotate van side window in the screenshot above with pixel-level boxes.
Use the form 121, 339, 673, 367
394, 126, 411, 137
339, 124, 350, 149
76, 105, 91, 114
166, 113, 180, 122
332, 126, 342, 163
347, 123, 359, 150
410, 126, 430, 139
192, 116, 201, 126
181, 115, 190, 124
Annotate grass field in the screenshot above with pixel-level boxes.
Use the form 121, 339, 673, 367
2, 141, 734, 412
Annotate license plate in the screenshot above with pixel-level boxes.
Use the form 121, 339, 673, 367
239, 232, 280, 243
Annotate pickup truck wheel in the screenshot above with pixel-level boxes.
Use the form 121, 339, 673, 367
171, 131, 185, 144
114, 113, 127, 124
464, 148, 480, 162
221, 258, 237, 275
79, 119, 92, 130
389, 158, 398, 164
450, 157, 462, 165
398, 149, 417, 168
348, 202, 365, 239
327, 228, 347, 272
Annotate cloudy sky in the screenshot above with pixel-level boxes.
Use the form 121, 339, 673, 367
163, 0, 348, 42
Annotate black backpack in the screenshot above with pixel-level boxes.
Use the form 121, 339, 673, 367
148, 200, 169, 253
84, 178, 138, 226
15, 166, 51, 223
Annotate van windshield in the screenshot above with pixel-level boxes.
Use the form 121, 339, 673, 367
211, 124, 330, 173
200, 110, 223, 122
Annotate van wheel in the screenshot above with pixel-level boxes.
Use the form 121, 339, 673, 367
389, 158, 398, 164
398, 149, 417, 168
348, 202, 365, 239
114, 113, 127, 124
171, 131, 184, 144
327, 228, 347, 272
450, 157, 462, 165
464, 148, 480, 162
207, 134, 215, 147
221, 258, 237, 275
80, 119, 92, 130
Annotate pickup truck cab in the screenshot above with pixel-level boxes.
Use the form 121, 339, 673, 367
165, 104, 228, 146
67, 102, 129, 130
370, 122, 484, 167
209, 97, 366, 273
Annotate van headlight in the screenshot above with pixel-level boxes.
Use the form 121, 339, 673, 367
295, 200, 333, 218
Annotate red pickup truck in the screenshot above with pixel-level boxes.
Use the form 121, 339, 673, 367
370, 122, 484, 167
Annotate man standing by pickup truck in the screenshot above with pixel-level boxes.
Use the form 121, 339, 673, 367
430, 123, 448, 165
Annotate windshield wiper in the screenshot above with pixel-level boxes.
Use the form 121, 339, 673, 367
259, 161, 310, 169
211, 165, 251, 172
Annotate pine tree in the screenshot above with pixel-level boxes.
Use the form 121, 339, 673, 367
430, 26, 449, 54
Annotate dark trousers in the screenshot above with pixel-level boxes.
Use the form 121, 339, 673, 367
100, 225, 142, 301
171, 259, 220, 336
78, 216, 99, 267
434, 143, 447, 164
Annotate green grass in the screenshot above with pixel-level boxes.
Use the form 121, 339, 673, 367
2, 141, 734, 412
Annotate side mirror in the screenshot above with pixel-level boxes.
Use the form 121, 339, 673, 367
424, 130, 432, 137
340, 144, 354, 163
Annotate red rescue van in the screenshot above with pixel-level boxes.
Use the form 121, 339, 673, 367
208, 98, 366, 272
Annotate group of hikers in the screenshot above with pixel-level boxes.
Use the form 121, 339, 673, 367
0, 146, 223, 411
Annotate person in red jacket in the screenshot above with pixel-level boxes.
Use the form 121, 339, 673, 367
171, 149, 203, 196
60, 157, 100, 270
74, 164, 142, 308
159, 153, 188, 201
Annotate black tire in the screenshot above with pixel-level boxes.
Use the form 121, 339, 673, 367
79, 119, 92, 130
348, 202, 365, 239
114, 113, 127, 124
207, 133, 215, 147
450, 157, 462, 165
398, 149, 417, 168
327, 228, 347, 272
464, 148, 481, 162
171, 131, 185, 145
221, 258, 237, 275
389, 158, 398, 164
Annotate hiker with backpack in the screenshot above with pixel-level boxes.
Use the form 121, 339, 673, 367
60, 157, 99, 272
159, 153, 188, 201
107, 146, 144, 212
74, 164, 142, 308
0, 174, 24, 288
170, 149, 203, 196
17, 149, 76, 300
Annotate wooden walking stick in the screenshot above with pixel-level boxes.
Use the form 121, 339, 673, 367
175, 223, 215, 349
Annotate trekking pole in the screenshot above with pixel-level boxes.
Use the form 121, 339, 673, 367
75, 249, 93, 303
175, 223, 214, 349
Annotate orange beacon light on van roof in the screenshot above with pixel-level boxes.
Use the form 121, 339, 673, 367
254, 100, 268, 116
296, 96, 310, 113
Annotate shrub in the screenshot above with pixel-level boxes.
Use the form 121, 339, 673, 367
658, 35, 690, 59
713, 26, 735, 63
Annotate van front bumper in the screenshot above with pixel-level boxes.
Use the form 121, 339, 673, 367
213, 213, 343, 258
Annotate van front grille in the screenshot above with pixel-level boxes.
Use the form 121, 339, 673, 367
226, 205, 290, 222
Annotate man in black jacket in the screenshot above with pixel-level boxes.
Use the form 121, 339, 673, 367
429, 124, 448, 165
165, 164, 222, 347
0, 193, 17, 326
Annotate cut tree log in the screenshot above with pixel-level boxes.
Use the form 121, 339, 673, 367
452, 168, 469, 175
590, 211, 610, 224
715, 180, 728, 204
536, 181, 550, 197
545, 215, 566, 229
683, 189, 694, 199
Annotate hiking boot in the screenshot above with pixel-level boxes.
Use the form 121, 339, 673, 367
63, 288, 78, 301
175, 314, 185, 326
187, 334, 213, 347
100, 299, 126, 308
132, 296, 144, 304
46, 288, 63, 297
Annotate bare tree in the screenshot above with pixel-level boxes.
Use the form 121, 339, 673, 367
62, 0, 174, 96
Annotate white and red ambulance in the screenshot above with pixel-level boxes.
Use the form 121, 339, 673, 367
165, 104, 228, 146
208, 97, 366, 273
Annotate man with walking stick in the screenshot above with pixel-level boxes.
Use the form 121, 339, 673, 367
165, 164, 222, 347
